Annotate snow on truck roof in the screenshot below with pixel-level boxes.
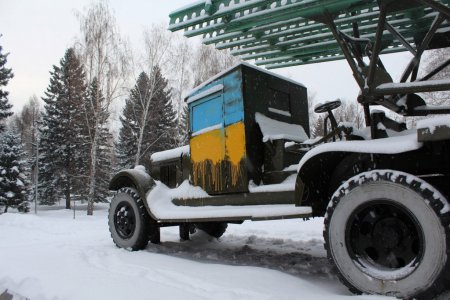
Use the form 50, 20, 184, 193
151, 145, 190, 163
417, 115, 450, 132
185, 61, 305, 101
169, 0, 450, 69
255, 112, 308, 143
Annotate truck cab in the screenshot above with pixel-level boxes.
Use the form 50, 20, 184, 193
146, 62, 312, 216
154, 62, 309, 192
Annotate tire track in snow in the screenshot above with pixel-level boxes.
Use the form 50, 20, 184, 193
148, 230, 335, 281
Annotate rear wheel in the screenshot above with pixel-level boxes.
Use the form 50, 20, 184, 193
324, 170, 450, 299
196, 222, 228, 238
179, 223, 195, 241
109, 187, 159, 250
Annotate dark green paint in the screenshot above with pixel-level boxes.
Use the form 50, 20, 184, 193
172, 190, 295, 206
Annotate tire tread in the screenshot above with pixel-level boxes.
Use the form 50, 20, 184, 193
324, 170, 450, 299
109, 187, 152, 251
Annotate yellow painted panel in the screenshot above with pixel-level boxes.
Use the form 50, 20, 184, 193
225, 122, 246, 165
190, 128, 225, 164
225, 121, 246, 188
190, 123, 247, 193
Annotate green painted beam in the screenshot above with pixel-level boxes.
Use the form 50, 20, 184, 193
238, 32, 415, 63
168, 0, 450, 67
169, 0, 272, 32
225, 13, 440, 59
263, 46, 407, 69
211, 6, 434, 51
212, 11, 371, 50
222, 0, 364, 32
264, 54, 346, 69
203, 16, 310, 45
178, 0, 369, 38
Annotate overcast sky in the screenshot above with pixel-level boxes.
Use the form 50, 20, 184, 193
0, 0, 412, 113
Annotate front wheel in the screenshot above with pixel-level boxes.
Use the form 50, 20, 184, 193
324, 170, 450, 299
109, 187, 157, 250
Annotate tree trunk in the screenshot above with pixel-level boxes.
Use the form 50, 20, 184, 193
65, 181, 71, 209
134, 124, 146, 166
87, 125, 99, 216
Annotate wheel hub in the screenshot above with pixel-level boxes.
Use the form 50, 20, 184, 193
347, 200, 424, 275
372, 218, 405, 249
114, 202, 136, 239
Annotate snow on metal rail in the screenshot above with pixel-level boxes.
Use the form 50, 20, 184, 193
169, 0, 450, 69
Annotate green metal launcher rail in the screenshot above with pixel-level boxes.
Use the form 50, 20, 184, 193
169, 0, 450, 125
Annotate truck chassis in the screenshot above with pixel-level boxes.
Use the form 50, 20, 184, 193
109, 1, 450, 298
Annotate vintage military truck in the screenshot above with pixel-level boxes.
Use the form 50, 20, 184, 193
109, 0, 450, 298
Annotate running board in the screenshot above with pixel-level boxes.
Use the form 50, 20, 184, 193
149, 203, 312, 223
146, 181, 311, 223
172, 191, 294, 206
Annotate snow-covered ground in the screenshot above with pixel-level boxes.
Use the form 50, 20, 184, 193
0, 204, 392, 300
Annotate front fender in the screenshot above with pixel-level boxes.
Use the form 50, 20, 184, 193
296, 134, 422, 216
109, 168, 155, 203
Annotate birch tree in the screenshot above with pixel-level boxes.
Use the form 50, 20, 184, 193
311, 100, 365, 138
191, 44, 240, 86
129, 24, 173, 166
83, 78, 113, 202
167, 37, 192, 146
166, 41, 240, 145
76, 0, 130, 215
13, 96, 41, 155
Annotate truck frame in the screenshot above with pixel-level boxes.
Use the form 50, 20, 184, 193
108, 0, 450, 298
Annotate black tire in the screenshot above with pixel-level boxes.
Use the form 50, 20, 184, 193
109, 187, 153, 250
324, 170, 450, 299
196, 222, 228, 238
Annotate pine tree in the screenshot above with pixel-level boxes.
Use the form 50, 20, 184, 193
116, 72, 148, 169
116, 68, 177, 170
177, 104, 189, 146
0, 39, 14, 132
10, 96, 41, 208
0, 131, 31, 213
148, 66, 177, 155
39, 48, 87, 208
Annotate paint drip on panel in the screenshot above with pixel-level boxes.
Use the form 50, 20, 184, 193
190, 122, 248, 194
